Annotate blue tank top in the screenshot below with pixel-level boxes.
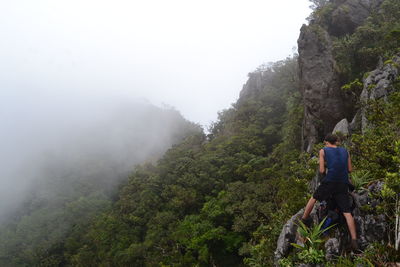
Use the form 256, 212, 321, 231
323, 147, 349, 183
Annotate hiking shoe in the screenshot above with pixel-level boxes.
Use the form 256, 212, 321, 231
350, 239, 358, 250
350, 239, 362, 254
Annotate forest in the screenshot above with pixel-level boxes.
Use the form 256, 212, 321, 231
1, 0, 400, 266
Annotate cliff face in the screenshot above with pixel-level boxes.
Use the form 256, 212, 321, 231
239, 71, 274, 103
275, 54, 400, 266
298, 23, 346, 152
325, 0, 385, 37
275, 0, 400, 264
298, 0, 384, 152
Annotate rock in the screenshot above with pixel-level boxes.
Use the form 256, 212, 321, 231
368, 181, 384, 193
360, 56, 400, 133
298, 24, 351, 152
298, 0, 386, 152
325, 238, 340, 260
328, 0, 385, 37
274, 209, 304, 262
274, 207, 320, 264
356, 213, 387, 250
239, 71, 266, 101
349, 110, 362, 133
332, 118, 350, 136
238, 68, 278, 105
310, 169, 322, 192
354, 190, 370, 208
275, 185, 388, 263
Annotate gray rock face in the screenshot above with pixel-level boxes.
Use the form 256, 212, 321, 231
368, 181, 384, 193
274, 209, 320, 262
238, 70, 275, 104
356, 214, 387, 249
349, 110, 362, 133
274, 209, 305, 261
328, 0, 385, 36
298, 0, 385, 152
274, 206, 321, 264
359, 56, 400, 133
332, 118, 350, 136
298, 24, 349, 152
325, 238, 340, 260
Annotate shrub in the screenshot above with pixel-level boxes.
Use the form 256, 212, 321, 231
350, 170, 373, 191
291, 218, 334, 264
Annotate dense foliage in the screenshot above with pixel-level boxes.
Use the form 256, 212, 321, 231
333, 0, 400, 83
0, 54, 308, 266
349, 88, 400, 265
50, 56, 314, 267
1, 0, 400, 265
0, 106, 200, 267
0, 55, 314, 266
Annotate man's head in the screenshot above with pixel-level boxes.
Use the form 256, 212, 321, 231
324, 134, 339, 145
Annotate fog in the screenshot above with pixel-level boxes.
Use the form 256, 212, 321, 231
0, 0, 311, 220
0, 0, 311, 126
0, 93, 199, 220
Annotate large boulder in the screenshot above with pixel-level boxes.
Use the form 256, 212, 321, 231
332, 118, 350, 136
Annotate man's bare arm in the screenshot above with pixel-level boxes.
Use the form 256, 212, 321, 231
319, 149, 325, 174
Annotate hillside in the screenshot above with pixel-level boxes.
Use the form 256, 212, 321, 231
1, 0, 399, 266
0, 103, 200, 266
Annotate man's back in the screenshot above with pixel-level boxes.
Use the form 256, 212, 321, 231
323, 147, 349, 183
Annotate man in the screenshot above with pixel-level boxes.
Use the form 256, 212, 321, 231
301, 134, 358, 251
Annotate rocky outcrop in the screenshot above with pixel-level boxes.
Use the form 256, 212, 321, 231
274, 209, 306, 261
238, 71, 273, 104
298, 23, 349, 152
328, 0, 385, 37
331, 55, 400, 135
324, 238, 340, 260
278, 1, 395, 265
274, 181, 388, 265
298, 0, 384, 152
332, 118, 349, 136
360, 56, 400, 133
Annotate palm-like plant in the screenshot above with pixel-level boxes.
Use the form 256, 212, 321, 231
350, 170, 373, 191
290, 218, 335, 264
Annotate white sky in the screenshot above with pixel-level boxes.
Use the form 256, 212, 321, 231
0, 0, 311, 128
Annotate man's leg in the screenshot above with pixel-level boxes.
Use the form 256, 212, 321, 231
304, 182, 331, 220
302, 197, 316, 220
343, 212, 357, 239
333, 185, 359, 250
301, 183, 329, 226
343, 212, 358, 251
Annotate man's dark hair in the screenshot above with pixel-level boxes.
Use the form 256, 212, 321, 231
324, 134, 338, 144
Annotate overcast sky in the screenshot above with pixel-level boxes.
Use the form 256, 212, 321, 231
0, 0, 311, 127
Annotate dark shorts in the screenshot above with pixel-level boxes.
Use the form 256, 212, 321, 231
313, 182, 352, 213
